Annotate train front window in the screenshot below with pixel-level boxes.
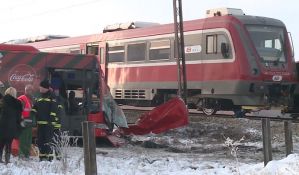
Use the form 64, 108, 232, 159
246, 25, 286, 63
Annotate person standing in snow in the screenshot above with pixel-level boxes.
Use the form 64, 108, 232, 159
0, 87, 23, 164
31, 80, 58, 161
18, 84, 34, 159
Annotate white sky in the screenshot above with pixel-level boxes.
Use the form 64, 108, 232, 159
0, 0, 298, 59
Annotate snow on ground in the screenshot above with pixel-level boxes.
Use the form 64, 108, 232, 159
1, 146, 299, 175
1, 119, 299, 175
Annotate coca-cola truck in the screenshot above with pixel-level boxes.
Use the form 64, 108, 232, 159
0, 44, 127, 137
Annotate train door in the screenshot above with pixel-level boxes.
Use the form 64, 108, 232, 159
48, 68, 100, 136
80, 44, 86, 54
85, 41, 108, 81
98, 42, 108, 82
182, 30, 204, 107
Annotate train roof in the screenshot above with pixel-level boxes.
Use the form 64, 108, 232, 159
21, 9, 287, 49
0, 44, 39, 52
3, 35, 69, 45
103, 21, 160, 33
234, 15, 285, 27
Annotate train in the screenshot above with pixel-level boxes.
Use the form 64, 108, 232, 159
9, 8, 297, 115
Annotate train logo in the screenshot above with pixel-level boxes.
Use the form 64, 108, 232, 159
272, 75, 283, 82
185, 45, 201, 53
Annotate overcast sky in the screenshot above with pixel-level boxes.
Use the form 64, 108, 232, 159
0, 0, 297, 59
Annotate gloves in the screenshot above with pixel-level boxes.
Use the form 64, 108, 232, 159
20, 120, 26, 127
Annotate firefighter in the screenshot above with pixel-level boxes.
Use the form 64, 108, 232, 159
18, 84, 34, 159
31, 80, 58, 161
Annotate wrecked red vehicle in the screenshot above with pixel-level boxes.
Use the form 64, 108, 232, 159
0, 44, 127, 137
120, 97, 189, 135
0, 44, 189, 146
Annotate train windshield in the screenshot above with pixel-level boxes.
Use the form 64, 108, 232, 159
246, 25, 286, 63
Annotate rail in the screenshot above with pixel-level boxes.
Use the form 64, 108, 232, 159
121, 106, 299, 123
121, 106, 298, 166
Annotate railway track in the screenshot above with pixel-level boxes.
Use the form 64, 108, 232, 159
121, 106, 299, 124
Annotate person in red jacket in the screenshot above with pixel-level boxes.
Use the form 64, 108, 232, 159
18, 84, 34, 159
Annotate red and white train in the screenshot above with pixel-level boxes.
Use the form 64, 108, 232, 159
11, 8, 297, 115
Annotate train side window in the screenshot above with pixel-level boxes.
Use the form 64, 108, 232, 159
86, 44, 99, 55
70, 49, 80, 54
206, 35, 217, 54
108, 46, 125, 62
127, 42, 146, 61
206, 34, 231, 59
149, 40, 170, 60
218, 35, 230, 58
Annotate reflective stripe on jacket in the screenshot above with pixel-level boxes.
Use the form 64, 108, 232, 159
31, 91, 59, 127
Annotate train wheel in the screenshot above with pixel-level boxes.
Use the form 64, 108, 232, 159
197, 98, 217, 116
202, 107, 216, 116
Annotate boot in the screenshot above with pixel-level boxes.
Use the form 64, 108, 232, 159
0, 150, 3, 163
5, 151, 10, 164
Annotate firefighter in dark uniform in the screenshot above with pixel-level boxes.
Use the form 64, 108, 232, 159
31, 80, 58, 161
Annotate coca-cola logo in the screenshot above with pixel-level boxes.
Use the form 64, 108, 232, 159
10, 73, 35, 82
8, 64, 37, 92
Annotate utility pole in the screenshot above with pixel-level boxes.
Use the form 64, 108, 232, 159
173, 0, 187, 103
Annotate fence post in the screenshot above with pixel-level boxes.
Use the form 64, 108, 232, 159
284, 121, 293, 156
262, 118, 272, 166
82, 121, 97, 175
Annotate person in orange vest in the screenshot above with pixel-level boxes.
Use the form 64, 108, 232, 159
17, 84, 34, 159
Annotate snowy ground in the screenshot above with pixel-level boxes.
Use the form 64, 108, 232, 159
1, 118, 299, 175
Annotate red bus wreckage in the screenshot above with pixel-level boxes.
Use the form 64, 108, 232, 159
0, 44, 189, 146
